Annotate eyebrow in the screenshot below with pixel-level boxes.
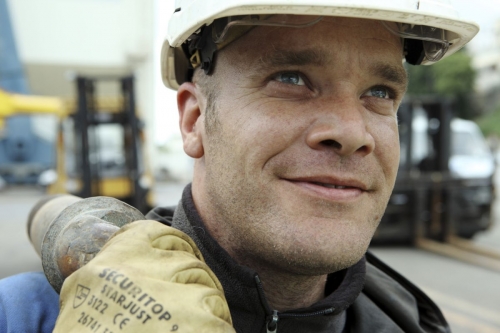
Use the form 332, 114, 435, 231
254, 48, 408, 89
370, 63, 408, 90
257, 48, 329, 70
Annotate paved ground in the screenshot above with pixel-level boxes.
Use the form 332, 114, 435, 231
0, 181, 188, 279
371, 247, 500, 333
371, 169, 500, 333
0, 186, 44, 278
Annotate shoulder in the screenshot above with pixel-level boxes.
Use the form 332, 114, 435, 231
348, 252, 450, 333
0, 272, 59, 333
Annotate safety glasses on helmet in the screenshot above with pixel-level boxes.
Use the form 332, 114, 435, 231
209, 14, 450, 63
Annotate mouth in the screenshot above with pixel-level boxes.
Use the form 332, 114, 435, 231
286, 176, 368, 190
282, 177, 368, 201
309, 182, 352, 189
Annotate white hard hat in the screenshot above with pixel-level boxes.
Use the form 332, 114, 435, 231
162, 0, 479, 90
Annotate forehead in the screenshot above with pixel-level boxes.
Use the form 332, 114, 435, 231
220, 16, 403, 70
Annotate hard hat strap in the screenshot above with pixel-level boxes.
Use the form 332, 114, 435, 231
187, 25, 218, 74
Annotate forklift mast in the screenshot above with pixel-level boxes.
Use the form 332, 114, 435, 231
71, 75, 151, 213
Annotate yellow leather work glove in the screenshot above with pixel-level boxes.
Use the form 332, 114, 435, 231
54, 220, 235, 333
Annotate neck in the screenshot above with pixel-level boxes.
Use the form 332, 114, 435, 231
200, 212, 329, 311
199, 212, 329, 311
254, 266, 328, 311
190, 182, 328, 311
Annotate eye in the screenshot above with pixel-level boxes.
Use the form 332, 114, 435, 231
365, 86, 391, 99
273, 72, 306, 86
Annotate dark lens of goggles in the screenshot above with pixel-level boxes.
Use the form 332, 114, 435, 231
382, 21, 450, 63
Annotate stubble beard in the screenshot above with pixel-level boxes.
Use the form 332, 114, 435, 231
198, 73, 388, 277
203, 141, 385, 276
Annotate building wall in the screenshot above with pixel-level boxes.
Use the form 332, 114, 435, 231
8, 0, 151, 67
6, 0, 165, 175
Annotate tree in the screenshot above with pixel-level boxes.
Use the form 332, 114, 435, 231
406, 49, 477, 119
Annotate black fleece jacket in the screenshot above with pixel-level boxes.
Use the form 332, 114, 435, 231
146, 185, 450, 333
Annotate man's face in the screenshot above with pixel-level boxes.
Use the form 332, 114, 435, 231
182, 17, 407, 275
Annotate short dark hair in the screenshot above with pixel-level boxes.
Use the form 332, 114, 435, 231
193, 68, 220, 134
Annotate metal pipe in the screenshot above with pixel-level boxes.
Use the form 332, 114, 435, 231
27, 194, 82, 257
27, 195, 145, 293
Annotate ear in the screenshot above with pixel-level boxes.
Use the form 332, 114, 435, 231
177, 82, 205, 158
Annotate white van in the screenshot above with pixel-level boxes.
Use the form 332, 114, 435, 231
449, 118, 495, 180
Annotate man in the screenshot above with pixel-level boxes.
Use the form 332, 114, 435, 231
0, 0, 479, 332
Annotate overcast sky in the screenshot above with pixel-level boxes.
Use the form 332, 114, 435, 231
452, 0, 500, 54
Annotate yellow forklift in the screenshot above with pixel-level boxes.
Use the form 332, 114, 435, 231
1, 76, 153, 213
47, 75, 154, 213
0, 89, 65, 122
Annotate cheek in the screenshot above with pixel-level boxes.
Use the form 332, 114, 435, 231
225, 99, 307, 159
372, 117, 400, 174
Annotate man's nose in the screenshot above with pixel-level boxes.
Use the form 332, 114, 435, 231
305, 99, 375, 157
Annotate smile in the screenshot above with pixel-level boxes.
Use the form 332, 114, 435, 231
312, 182, 350, 189
285, 176, 368, 190
282, 177, 368, 202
